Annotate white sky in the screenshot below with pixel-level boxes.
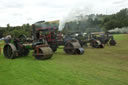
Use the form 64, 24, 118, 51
0, 0, 128, 26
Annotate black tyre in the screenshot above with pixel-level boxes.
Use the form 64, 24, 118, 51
90, 40, 99, 48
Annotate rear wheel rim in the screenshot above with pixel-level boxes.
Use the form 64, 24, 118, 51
4, 45, 13, 58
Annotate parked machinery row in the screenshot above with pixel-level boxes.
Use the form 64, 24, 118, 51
3, 21, 117, 60
74, 32, 116, 48
3, 35, 53, 60
3, 21, 85, 60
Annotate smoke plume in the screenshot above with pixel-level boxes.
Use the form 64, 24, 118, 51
59, 3, 93, 31
58, 0, 127, 31
109, 27, 128, 33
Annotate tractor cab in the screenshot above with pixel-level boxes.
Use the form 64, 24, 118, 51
32, 21, 58, 52
32, 21, 57, 40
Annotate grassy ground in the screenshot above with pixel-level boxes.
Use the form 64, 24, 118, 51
0, 34, 128, 85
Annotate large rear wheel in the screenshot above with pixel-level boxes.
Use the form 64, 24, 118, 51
3, 43, 17, 59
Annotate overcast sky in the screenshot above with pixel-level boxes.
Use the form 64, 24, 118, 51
0, 0, 128, 26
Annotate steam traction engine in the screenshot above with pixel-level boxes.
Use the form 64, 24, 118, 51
75, 32, 116, 48
32, 21, 84, 55
3, 28, 53, 60
89, 32, 116, 46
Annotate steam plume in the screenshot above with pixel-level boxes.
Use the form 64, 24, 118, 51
109, 27, 128, 33
59, 4, 92, 31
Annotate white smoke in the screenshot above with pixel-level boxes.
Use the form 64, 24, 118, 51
58, 0, 126, 31
59, 3, 93, 31
59, 14, 88, 31
109, 27, 128, 33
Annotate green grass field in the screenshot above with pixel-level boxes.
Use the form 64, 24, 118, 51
0, 34, 128, 85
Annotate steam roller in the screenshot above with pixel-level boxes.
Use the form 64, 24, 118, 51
64, 39, 84, 54
3, 36, 53, 60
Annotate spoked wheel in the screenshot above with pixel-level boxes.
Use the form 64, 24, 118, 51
90, 41, 98, 48
3, 43, 17, 59
34, 47, 53, 60
64, 43, 74, 54
109, 39, 116, 46
90, 40, 101, 48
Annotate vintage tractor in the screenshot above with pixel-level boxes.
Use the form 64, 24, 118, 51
3, 34, 53, 60
32, 21, 85, 55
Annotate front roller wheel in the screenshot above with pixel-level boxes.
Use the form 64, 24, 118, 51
34, 47, 53, 60
3, 43, 17, 59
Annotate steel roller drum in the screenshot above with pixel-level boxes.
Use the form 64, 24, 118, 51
34, 46, 53, 60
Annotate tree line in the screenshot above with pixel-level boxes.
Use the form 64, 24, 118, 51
0, 22, 58, 38
0, 8, 128, 38
63, 8, 128, 33
0, 24, 31, 38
